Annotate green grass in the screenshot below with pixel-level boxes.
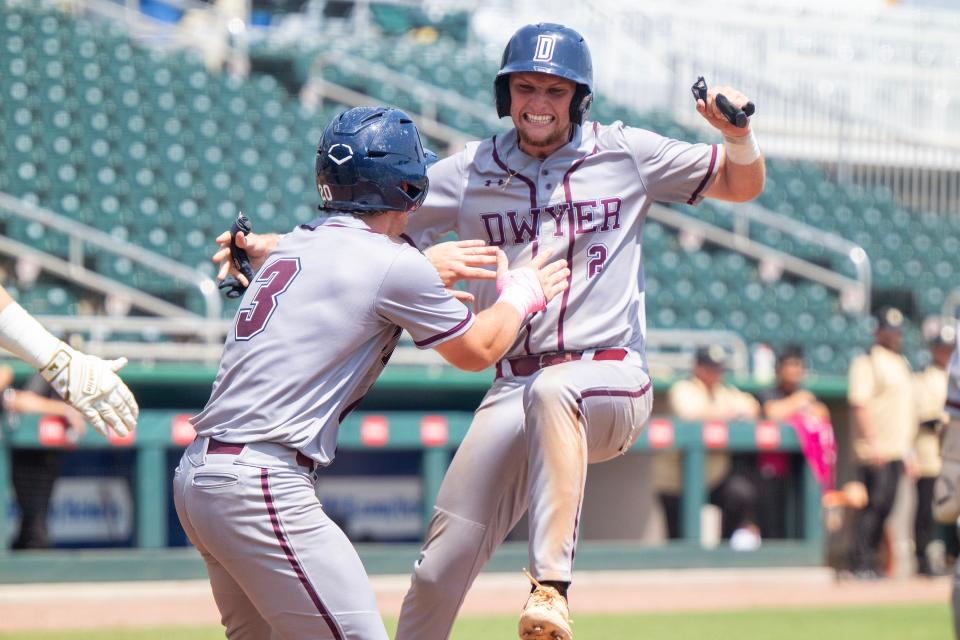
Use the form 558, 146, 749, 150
0, 604, 950, 639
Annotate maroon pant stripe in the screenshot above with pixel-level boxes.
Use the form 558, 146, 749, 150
260, 469, 345, 640
579, 381, 653, 400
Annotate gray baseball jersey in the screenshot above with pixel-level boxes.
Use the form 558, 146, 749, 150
941, 328, 960, 637
935, 330, 960, 525
178, 213, 472, 639
192, 213, 473, 466
948, 330, 960, 419
396, 122, 716, 639
403, 120, 718, 364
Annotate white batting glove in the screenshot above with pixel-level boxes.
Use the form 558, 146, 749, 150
0, 301, 139, 437
39, 347, 138, 437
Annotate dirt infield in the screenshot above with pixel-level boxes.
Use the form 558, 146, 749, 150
0, 568, 949, 632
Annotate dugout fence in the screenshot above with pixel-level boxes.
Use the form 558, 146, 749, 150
0, 410, 824, 582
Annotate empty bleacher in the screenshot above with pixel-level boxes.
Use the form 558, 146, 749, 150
2, 1, 951, 374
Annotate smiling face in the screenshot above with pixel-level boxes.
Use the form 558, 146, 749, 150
508, 72, 576, 158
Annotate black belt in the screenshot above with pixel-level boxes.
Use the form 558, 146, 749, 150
207, 438, 314, 470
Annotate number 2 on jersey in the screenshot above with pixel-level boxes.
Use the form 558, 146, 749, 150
235, 258, 301, 340
587, 244, 608, 279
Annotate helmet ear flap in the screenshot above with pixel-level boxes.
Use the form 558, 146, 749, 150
495, 76, 511, 119
570, 85, 592, 125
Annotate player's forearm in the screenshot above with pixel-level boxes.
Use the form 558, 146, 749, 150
0, 286, 13, 311
8, 390, 70, 417
762, 399, 793, 421
0, 301, 63, 368
713, 152, 765, 203
446, 303, 524, 372
852, 405, 877, 440
764, 393, 810, 421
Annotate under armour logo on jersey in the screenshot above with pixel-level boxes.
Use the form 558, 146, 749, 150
327, 143, 354, 165
533, 35, 557, 62
484, 179, 506, 187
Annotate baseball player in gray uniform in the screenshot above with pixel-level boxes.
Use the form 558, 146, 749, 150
395, 23, 764, 640
213, 24, 764, 640
176, 106, 569, 640
934, 328, 960, 637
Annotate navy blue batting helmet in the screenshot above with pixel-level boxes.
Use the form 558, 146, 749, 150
495, 23, 594, 125
315, 107, 436, 214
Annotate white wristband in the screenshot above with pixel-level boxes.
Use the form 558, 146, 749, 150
723, 131, 761, 165
0, 301, 62, 369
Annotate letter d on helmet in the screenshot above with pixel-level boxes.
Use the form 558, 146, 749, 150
315, 107, 436, 214
495, 23, 594, 125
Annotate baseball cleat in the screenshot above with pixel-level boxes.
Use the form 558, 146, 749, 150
518, 569, 572, 640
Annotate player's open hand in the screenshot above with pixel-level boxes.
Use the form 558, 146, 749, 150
694, 85, 753, 137
521, 249, 570, 304
40, 346, 139, 438
495, 249, 569, 317
425, 239, 499, 288
212, 230, 279, 287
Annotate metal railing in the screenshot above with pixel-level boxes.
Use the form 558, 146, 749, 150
0, 411, 823, 556
301, 76, 477, 155
475, 0, 960, 215
306, 47, 504, 132
649, 203, 869, 314
942, 289, 960, 323
645, 329, 749, 378
664, 55, 960, 216
0, 192, 222, 327
716, 200, 871, 313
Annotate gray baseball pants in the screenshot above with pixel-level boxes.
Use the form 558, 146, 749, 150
174, 437, 388, 640
396, 358, 653, 639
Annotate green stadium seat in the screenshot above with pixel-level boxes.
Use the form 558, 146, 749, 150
4, 1, 952, 375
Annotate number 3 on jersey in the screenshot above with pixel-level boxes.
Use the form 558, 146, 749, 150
235, 258, 301, 340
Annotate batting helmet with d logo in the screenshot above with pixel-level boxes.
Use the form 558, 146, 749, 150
495, 23, 594, 125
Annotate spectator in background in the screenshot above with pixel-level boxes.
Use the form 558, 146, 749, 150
913, 323, 955, 576
656, 345, 762, 546
847, 307, 917, 579
757, 344, 832, 538
0, 363, 86, 549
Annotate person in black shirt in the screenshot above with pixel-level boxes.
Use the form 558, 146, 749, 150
757, 344, 831, 538
2, 364, 86, 549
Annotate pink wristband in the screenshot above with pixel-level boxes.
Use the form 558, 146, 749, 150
496, 268, 546, 319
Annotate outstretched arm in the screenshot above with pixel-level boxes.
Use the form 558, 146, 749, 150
7, 388, 87, 434
213, 231, 499, 302
434, 250, 569, 371
0, 285, 138, 436
697, 84, 766, 203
